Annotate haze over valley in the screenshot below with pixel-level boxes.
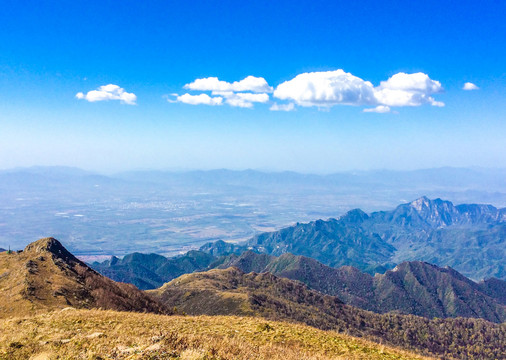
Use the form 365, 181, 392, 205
2, 166, 506, 260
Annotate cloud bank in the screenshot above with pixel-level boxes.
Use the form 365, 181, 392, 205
170, 70, 445, 112
76, 84, 137, 105
170, 76, 272, 108
373, 72, 444, 107
274, 70, 377, 107
273, 70, 444, 110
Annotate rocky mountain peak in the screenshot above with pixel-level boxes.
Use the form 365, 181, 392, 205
339, 208, 369, 224
409, 196, 431, 211
24, 237, 82, 265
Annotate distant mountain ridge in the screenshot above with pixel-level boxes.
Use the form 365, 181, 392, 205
92, 250, 215, 290
203, 197, 505, 280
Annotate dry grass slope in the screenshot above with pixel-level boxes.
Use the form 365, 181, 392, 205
0, 309, 435, 360
0, 238, 167, 318
150, 267, 506, 360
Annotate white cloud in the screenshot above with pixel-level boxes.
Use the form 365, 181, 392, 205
463, 82, 479, 90
377, 72, 442, 93
184, 76, 273, 93
176, 93, 223, 106
272, 70, 444, 110
363, 105, 391, 113
273, 70, 376, 107
172, 70, 445, 112
373, 72, 444, 107
76, 84, 137, 105
270, 102, 295, 111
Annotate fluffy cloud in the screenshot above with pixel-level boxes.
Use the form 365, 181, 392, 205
363, 105, 391, 113
377, 72, 442, 93
176, 93, 223, 106
373, 72, 444, 107
173, 76, 272, 108
463, 82, 479, 90
184, 76, 273, 93
76, 84, 137, 105
273, 70, 376, 107
270, 102, 295, 111
272, 70, 444, 109
172, 70, 445, 112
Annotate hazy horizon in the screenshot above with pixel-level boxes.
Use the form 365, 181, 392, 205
3, 164, 506, 177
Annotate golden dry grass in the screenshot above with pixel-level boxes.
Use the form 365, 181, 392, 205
0, 239, 167, 320
0, 309, 436, 360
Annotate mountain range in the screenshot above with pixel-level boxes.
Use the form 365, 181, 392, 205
93, 245, 506, 323
203, 197, 506, 280
91, 197, 506, 323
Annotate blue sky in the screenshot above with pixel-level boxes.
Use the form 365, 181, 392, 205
1, 0, 505, 173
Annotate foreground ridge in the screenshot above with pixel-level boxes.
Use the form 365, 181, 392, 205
0, 309, 435, 360
0, 237, 168, 317
150, 267, 506, 360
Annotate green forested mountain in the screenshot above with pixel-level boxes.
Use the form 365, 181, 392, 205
215, 251, 506, 323
479, 277, 506, 305
222, 197, 506, 280
91, 197, 506, 323
91, 250, 215, 290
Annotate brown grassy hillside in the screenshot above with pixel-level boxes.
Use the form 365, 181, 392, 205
0, 309, 435, 360
150, 267, 506, 360
215, 251, 506, 322
0, 238, 167, 318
